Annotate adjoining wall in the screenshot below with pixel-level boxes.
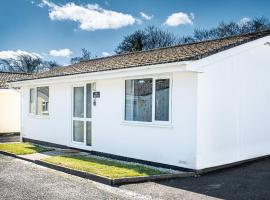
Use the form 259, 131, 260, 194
21, 71, 198, 169
196, 40, 270, 169
0, 89, 21, 133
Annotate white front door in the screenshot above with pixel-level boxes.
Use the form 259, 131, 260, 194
72, 83, 92, 146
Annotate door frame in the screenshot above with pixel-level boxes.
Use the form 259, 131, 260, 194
70, 82, 93, 149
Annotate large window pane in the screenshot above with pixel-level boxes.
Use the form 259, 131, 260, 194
155, 79, 170, 121
73, 120, 84, 142
86, 121, 92, 146
125, 79, 152, 122
29, 88, 35, 114
37, 87, 49, 115
73, 87, 84, 118
86, 84, 92, 118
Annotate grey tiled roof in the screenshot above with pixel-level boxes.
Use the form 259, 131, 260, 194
9, 29, 270, 82
0, 72, 31, 89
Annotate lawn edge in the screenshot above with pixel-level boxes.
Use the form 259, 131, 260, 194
0, 151, 195, 186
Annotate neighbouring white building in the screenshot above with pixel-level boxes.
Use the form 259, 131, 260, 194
0, 72, 30, 133
9, 29, 270, 171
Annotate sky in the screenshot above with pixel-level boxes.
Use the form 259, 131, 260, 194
0, 0, 269, 65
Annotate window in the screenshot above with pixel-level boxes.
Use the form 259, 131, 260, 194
37, 87, 49, 115
125, 78, 170, 123
155, 79, 170, 121
42, 101, 49, 113
125, 79, 152, 122
29, 88, 35, 114
29, 86, 49, 116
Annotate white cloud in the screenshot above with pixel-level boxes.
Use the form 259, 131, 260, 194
102, 52, 111, 57
42, 0, 136, 31
140, 12, 153, 20
238, 17, 251, 26
0, 50, 41, 60
164, 12, 193, 26
49, 49, 72, 57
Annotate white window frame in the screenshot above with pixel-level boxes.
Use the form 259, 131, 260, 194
29, 86, 50, 117
71, 83, 93, 146
122, 75, 172, 126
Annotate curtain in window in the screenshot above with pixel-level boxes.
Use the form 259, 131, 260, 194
125, 79, 152, 122
155, 79, 170, 121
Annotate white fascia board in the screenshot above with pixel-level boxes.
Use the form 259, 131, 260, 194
187, 35, 270, 72
0, 88, 20, 94
9, 61, 193, 87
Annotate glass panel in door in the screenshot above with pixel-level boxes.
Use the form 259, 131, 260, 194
73, 87, 84, 118
73, 120, 84, 142
86, 121, 92, 146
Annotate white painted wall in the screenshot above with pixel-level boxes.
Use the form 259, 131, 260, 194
21, 84, 72, 146
196, 38, 270, 169
0, 89, 21, 133
21, 72, 198, 169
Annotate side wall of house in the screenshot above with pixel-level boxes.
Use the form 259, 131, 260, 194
0, 89, 21, 133
196, 39, 270, 169
21, 71, 198, 169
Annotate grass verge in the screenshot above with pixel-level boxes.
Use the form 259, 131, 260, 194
43, 155, 166, 178
0, 142, 52, 155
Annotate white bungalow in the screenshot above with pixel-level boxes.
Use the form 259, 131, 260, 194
0, 72, 30, 133
9, 29, 270, 171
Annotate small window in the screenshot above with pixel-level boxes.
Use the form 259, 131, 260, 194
125, 77, 170, 123
37, 87, 49, 115
29, 88, 35, 114
29, 86, 49, 116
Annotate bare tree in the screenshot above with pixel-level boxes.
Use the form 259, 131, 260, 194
0, 55, 60, 73
188, 17, 270, 43
42, 60, 61, 71
144, 26, 177, 50
115, 26, 178, 54
70, 48, 91, 64
115, 30, 146, 53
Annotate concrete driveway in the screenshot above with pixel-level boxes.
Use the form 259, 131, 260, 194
1, 135, 270, 200
0, 154, 153, 200
1, 154, 270, 200
121, 158, 270, 200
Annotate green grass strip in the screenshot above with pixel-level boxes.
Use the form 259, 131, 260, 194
43, 155, 166, 178
0, 142, 51, 155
